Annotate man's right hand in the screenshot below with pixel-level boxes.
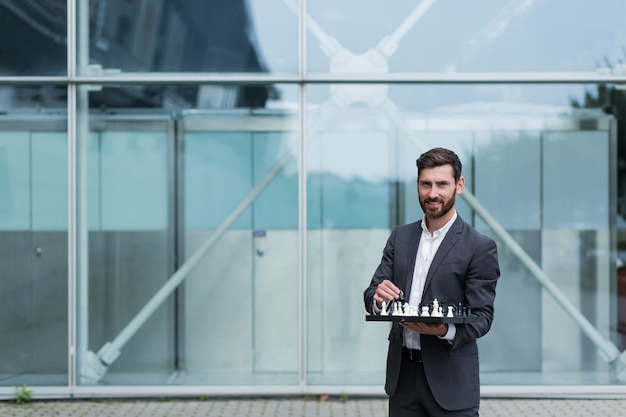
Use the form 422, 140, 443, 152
374, 280, 402, 309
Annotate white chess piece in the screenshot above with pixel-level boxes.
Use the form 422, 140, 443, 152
447, 305, 454, 318
402, 302, 410, 316
381, 301, 388, 316
431, 298, 443, 317
392, 301, 401, 316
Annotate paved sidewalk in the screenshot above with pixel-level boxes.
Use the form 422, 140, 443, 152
1, 397, 626, 416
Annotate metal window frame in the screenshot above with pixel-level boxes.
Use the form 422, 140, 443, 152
2, 0, 626, 400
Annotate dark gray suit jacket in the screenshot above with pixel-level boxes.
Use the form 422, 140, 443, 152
363, 215, 500, 411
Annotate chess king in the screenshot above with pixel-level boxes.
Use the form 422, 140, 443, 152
363, 147, 500, 417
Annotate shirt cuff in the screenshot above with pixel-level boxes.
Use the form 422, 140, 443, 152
439, 323, 456, 343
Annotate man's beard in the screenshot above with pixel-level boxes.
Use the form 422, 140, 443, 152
420, 194, 455, 219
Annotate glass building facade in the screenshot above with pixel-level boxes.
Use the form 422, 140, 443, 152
1, 0, 626, 398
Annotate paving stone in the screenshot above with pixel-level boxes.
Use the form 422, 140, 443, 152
1, 397, 626, 417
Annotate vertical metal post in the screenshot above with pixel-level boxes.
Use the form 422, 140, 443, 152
76, 0, 91, 385
66, 0, 78, 393
298, 0, 308, 391
609, 118, 619, 345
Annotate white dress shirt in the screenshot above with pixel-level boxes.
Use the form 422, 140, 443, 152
403, 211, 458, 350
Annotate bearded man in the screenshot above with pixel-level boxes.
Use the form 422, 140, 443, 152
364, 147, 501, 417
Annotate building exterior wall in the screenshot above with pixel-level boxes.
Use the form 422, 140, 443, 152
0, 0, 625, 399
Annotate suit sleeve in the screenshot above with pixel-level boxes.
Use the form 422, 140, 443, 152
452, 235, 500, 349
363, 227, 398, 314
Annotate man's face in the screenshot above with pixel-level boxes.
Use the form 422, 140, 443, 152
417, 165, 464, 220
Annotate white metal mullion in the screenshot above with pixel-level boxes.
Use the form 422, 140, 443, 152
298, 0, 308, 390
2, 72, 626, 86
76, 0, 91, 388
66, 0, 78, 394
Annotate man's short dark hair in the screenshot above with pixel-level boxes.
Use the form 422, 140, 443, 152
416, 147, 462, 182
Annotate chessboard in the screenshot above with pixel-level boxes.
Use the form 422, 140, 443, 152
365, 315, 480, 324
366, 298, 480, 324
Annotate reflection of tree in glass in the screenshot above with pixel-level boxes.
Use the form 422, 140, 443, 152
569, 84, 612, 112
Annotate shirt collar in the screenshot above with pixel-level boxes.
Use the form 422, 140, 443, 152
420, 210, 457, 238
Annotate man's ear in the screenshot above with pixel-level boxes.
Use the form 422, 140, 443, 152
456, 176, 465, 194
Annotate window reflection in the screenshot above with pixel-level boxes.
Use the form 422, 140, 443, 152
307, 0, 626, 73
0, 108, 68, 386
1, 0, 626, 395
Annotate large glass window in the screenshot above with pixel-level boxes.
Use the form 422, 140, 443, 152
306, 83, 620, 387
0, 105, 68, 386
77, 84, 300, 386
0, 3, 67, 75
181, 107, 299, 385
83, 0, 298, 74
79, 113, 175, 385
306, 1, 626, 73
1, 0, 626, 398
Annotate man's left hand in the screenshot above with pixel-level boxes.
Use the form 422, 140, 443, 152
400, 322, 448, 337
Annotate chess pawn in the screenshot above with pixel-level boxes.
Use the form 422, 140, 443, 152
447, 305, 454, 318
420, 305, 430, 317
381, 301, 388, 316
392, 301, 401, 316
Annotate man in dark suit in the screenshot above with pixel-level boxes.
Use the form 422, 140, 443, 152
364, 147, 500, 417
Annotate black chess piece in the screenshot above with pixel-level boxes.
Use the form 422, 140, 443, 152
392, 293, 405, 315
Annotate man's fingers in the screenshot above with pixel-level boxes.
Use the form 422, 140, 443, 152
379, 280, 401, 299
377, 286, 399, 303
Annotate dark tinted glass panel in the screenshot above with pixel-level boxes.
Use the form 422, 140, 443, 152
0, 1, 66, 75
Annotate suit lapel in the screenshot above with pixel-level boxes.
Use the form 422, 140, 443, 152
422, 217, 464, 296
402, 221, 421, 297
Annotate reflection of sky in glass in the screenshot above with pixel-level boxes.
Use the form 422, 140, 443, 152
249, 0, 625, 110
247, 0, 299, 73
308, 131, 391, 182
250, 0, 626, 73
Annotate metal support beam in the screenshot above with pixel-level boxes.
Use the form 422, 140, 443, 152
82, 98, 345, 382
81, 143, 297, 382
